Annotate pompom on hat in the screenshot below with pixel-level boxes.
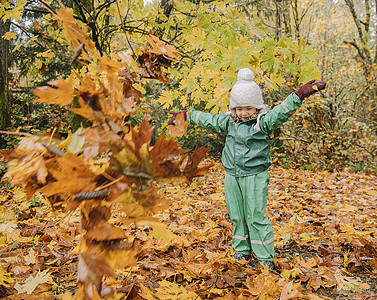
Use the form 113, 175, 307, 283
229, 68, 267, 111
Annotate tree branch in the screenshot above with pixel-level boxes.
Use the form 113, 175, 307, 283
343, 40, 367, 62
344, 0, 371, 62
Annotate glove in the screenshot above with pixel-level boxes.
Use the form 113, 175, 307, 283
168, 110, 187, 125
294, 80, 326, 100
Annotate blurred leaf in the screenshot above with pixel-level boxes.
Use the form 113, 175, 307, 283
168, 112, 188, 137
33, 75, 75, 106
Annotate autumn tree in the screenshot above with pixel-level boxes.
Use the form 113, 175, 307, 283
343, 0, 377, 130
268, 0, 377, 170
3, 0, 331, 165
0, 4, 10, 147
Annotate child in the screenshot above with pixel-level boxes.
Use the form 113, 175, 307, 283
168, 68, 326, 270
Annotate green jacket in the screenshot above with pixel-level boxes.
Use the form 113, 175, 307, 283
188, 92, 303, 177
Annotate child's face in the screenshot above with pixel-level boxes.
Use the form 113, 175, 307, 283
235, 106, 258, 121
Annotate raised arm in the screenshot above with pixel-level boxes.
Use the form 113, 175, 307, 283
258, 80, 326, 135
168, 109, 230, 133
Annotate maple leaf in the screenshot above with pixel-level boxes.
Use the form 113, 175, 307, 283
84, 221, 127, 242
4, 155, 48, 185
0, 266, 13, 287
111, 144, 154, 184
168, 112, 188, 137
306, 272, 325, 291
130, 117, 154, 158
55, 7, 99, 61
32, 75, 75, 106
137, 35, 179, 83
183, 146, 213, 181
118, 49, 145, 75
154, 280, 197, 299
14, 269, 52, 294
150, 132, 187, 178
63, 127, 86, 155
334, 269, 369, 292
24, 248, 37, 265
245, 274, 282, 299
280, 281, 305, 300
136, 220, 179, 243
146, 35, 179, 62
38, 153, 98, 197
70, 97, 105, 126
79, 127, 124, 161
0, 220, 18, 242
105, 249, 138, 270
75, 73, 107, 109
158, 89, 174, 109
97, 55, 124, 74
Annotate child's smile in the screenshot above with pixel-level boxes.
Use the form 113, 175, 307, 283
235, 106, 258, 121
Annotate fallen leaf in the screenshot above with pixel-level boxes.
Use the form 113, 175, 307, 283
14, 269, 52, 294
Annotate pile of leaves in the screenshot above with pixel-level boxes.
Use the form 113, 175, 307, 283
0, 162, 376, 299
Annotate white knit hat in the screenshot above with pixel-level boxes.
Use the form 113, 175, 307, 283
229, 68, 266, 111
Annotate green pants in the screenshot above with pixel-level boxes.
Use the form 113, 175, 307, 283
224, 171, 274, 261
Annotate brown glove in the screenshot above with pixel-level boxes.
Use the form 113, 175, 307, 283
294, 80, 326, 100
168, 110, 187, 125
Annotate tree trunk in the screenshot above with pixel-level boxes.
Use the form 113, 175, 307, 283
343, 0, 377, 130
275, 0, 283, 40
0, 18, 10, 148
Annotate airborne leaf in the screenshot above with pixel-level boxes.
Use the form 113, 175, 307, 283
183, 146, 213, 181
33, 75, 75, 106
38, 153, 98, 196
168, 112, 188, 137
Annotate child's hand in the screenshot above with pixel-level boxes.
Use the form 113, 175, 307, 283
168, 110, 187, 125
294, 80, 326, 100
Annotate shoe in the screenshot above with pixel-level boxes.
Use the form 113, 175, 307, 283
234, 253, 251, 261
259, 260, 275, 270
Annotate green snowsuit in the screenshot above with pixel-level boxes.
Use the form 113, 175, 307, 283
188, 92, 303, 261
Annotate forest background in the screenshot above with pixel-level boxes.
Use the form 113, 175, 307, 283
0, 0, 377, 299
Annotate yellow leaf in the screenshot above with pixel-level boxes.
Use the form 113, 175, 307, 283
280, 269, 291, 278
270, 72, 286, 89
12, 44, 21, 53
158, 90, 174, 109
334, 269, 369, 292
155, 280, 197, 299
133, 82, 146, 94
119, 49, 144, 74
186, 27, 206, 50
12, 6, 24, 19
136, 220, 179, 243
62, 291, 74, 300
67, 128, 86, 154
33, 75, 75, 106
2, 32, 17, 40
139, 285, 157, 300
0, 221, 18, 242
105, 249, 137, 269
299, 232, 312, 241
0, 266, 13, 287
24, 248, 37, 265
14, 269, 52, 294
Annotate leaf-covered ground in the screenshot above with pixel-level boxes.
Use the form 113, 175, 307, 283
1, 161, 376, 299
